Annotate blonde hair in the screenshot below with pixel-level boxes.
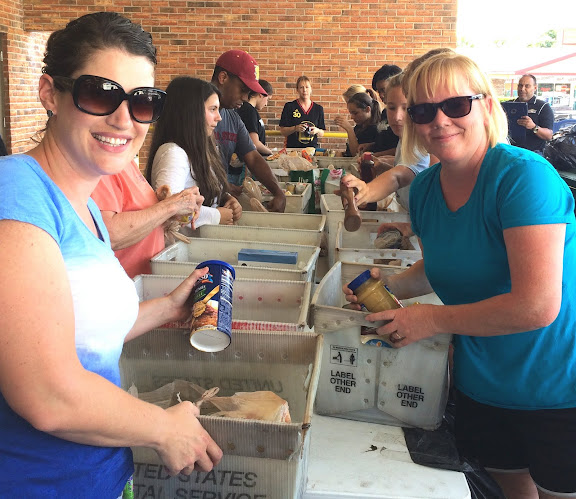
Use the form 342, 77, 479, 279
401, 52, 508, 165
385, 73, 404, 95
402, 47, 455, 95
342, 84, 367, 103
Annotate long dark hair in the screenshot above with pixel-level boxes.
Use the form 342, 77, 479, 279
348, 92, 381, 126
145, 77, 228, 206
42, 12, 157, 78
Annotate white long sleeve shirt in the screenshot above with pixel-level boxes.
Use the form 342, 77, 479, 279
150, 142, 221, 227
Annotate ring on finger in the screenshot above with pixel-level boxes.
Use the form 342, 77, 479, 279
390, 331, 406, 343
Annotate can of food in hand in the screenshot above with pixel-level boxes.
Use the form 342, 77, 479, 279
190, 260, 235, 352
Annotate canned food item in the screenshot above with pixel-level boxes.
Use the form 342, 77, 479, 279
190, 260, 235, 352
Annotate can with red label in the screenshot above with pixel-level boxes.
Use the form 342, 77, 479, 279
189, 260, 235, 352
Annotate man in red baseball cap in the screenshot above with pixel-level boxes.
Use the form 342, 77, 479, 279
211, 50, 285, 212
216, 50, 268, 99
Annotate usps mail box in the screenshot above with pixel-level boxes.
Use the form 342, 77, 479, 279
151, 240, 320, 282
320, 194, 411, 266
134, 274, 311, 331
335, 221, 422, 266
194, 223, 322, 247
311, 261, 450, 430
120, 330, 321, 499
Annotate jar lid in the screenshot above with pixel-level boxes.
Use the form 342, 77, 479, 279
196, 260, 236, 279
348, 269, 372, 292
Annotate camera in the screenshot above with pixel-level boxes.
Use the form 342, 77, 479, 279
302, 124, 314, 137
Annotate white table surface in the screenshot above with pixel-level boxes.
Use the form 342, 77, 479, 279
304, 414, 471, 499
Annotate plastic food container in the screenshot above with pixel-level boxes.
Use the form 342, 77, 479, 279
190, 260, 235, 352
348, 269, 402, 312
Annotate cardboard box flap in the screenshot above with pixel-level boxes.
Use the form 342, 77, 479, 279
121, 330, 322, 461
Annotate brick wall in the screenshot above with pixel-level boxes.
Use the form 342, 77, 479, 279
0, 0, 48, 154
5, 0, 456, 164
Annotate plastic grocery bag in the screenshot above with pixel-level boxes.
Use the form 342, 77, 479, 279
131, 380, 292, 422
402, 401, 505, 499
544, 124, 576, 172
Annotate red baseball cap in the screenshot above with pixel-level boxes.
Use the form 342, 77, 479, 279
216, 50, 267, 96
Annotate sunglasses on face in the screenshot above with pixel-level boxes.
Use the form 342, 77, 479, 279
407, 94, 485, 125
52, 74, 166, 124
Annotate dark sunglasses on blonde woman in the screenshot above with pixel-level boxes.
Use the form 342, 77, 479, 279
52, 74, 166, 124
407, 94, 485, 125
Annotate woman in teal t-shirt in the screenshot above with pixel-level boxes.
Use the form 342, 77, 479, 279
345, 52, 576, 499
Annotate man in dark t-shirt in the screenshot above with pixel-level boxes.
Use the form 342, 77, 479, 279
368, 64, 402, 156
236, 79, 273, 156
510, 74, 554, 153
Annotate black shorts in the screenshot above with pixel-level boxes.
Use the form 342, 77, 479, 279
454, 390, 576, 495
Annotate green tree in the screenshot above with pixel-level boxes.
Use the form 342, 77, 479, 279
457, 36, 475, 48
529, 29, 557, 48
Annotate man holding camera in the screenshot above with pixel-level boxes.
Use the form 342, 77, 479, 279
279, 75, 326, 149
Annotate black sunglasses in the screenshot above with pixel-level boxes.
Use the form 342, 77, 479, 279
407, 94, 485, 125
52, 74, 166, 124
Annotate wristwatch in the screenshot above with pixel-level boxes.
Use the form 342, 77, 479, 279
533, 126, 540, 135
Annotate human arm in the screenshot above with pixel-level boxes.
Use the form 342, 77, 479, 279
310, 125, 325, 138
249, 131, 273, 156
243, 149, 286, 212
150, 143, 191, 193
279, 123, 307, 137
340, 165, 416, 205
362, 224, 565, 346
372, 147, 397, 157
312, 106, 326, 139
373, 155, 396, 174
278, 102, 303, 137
0, 222, 221, 473
222, 193, 242, 222
99, 187, 203, 250
334, 116, 358, 155
517, 105, 554, 141
126, 267, 205, 341
358, 142, 375, 154
342, 259, 433, 310
216, 207, 235, 225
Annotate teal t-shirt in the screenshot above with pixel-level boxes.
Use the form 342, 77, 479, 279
410, 143, 576, 409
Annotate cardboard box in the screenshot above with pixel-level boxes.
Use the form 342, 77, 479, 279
263, 181, 313, 214
120, 330, 322, 499
235, 212, 326, 232
310, 262, 451, 430
313, 157, 357, 170
335, 221, 422, 266
194, 223, 322, 247
134, 274, 311, 331
320, 194, 411, 266
151, 240, 320, 282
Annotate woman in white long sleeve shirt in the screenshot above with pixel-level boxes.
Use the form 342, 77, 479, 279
146, 77, 241, 230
